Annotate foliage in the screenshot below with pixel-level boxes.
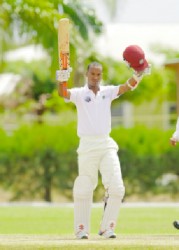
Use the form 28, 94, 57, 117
151, 44, 179, 60
111, 126, 179, 197
0, 123, 79, 201
0, 0, 104, 117
111, 126, 171, 156
0, 124, 179, 201
31, 73, 55, 100
0, 0, 103, 74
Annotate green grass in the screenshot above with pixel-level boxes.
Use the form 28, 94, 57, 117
0, 206, 73, 234
0, 205, 177, 235
0, 204, 179, 249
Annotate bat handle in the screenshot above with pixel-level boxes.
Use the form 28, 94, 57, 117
58, 53, 69, 97
59, 82, 68, 97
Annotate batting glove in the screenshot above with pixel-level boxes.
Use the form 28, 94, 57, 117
127, 65, 151, 91
171, 131, 179, 142
56, 67, 72, 82
135, 64, 151, 77
126, 71, 146, 91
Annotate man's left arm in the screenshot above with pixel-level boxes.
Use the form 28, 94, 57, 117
118, 44, 151, 96
117, 67, 151, 96
170, 117, 179, 146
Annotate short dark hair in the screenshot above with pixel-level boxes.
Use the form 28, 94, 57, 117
87, 61, 103, 71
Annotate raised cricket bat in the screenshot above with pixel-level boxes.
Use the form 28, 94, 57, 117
58, 18, 70, 97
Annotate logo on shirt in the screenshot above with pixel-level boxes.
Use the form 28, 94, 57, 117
102, 95, 105, 99
84, 96, 91, 102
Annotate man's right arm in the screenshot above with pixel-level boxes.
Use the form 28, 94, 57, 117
56, 69, 72, 100
118, 66, 151, 96
170, 117, 179, 146
57, 83, 71, 99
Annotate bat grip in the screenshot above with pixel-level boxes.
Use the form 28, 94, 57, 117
59, 53, 69, 97
59, 82, 68, 97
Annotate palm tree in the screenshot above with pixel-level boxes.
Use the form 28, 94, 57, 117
0, 0, 104, 118
0, 0, 103, 73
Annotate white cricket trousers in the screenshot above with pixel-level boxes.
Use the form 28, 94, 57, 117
73, 135, 125, 235
77, 136, 123, 189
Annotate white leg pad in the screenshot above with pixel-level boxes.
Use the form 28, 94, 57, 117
73, 176, 93, 235
100, 176, 125, 232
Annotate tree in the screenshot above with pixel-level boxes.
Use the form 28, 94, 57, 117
0, 0, 104, 119
0, 0, 103, 74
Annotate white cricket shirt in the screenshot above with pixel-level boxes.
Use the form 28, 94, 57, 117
68, 84, 120, 137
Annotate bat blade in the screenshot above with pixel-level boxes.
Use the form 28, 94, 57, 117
58, 18, 70, 96
58, 18, 69, 55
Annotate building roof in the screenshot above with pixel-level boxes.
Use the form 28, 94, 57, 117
164, 59, 179, 67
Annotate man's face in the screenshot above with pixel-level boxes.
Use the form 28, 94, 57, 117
86, 66, 102, 87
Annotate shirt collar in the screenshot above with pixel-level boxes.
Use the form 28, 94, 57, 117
84, 84, 101, 92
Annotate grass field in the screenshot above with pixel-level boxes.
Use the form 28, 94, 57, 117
0, 203, 179, 249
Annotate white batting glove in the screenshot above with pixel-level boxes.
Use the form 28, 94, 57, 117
56, 67, 72, 82
135, 64, 151, 77
127, 65, 151, 91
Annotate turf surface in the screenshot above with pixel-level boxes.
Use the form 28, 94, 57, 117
0, 204, 179, 249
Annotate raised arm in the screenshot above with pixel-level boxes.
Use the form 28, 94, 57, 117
56, 69, 71, 99
118, 44, 151, 95
117, 73, 142, 95
170, 117, 179, 146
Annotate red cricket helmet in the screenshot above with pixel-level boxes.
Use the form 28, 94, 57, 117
123, 45, 148, 72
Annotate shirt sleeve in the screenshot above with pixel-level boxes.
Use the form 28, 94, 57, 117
67, 88, 79, 104
108, 86, 120, 101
